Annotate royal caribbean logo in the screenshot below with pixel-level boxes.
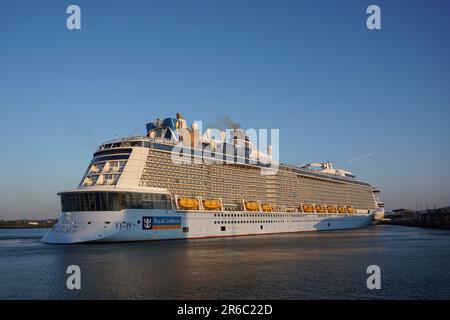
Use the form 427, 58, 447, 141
142, 217, 153, 230
142, 216, 181, 230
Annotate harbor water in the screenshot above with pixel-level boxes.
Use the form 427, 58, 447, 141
1, 225, 450, 299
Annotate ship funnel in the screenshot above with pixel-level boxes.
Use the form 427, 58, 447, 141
232, 128, 249, 148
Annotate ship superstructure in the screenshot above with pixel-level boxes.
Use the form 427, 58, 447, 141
42, 113, 382, 244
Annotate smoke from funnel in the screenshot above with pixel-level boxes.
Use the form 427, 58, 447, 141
206, 114, 241, 130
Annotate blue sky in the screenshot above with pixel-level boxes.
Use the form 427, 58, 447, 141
1, 0, 449, 219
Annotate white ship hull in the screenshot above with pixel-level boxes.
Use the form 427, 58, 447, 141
42, 210, 374, 244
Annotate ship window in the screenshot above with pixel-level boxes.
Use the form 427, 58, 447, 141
59, 192, 172, 212
221, 226, 226, 231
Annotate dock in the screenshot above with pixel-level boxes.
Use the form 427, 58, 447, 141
384, 207, 450, 230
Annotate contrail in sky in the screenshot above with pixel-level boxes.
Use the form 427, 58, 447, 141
348, 152, 375, 163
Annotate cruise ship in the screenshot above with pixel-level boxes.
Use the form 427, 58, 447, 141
42, 113, 383, 244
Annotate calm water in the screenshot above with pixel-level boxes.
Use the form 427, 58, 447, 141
1, 225, 450, 299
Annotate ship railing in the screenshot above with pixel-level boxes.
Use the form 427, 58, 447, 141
97, 135, 150, 150
100, 135, 148, 145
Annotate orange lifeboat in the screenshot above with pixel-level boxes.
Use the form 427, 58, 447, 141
202, 199, 221, 211
337, 206, 347, 214
315, 205, 327, 213
262, 203, 272, 212
245, 201, 260, 211
346, 206, 354, 214
178, 198, 199, 210
326, 205, 337, 213
302, 204, 315, 213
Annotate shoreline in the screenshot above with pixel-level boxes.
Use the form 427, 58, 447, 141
0, 226, 52, 229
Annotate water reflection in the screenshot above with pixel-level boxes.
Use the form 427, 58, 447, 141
1, 226, 450, 299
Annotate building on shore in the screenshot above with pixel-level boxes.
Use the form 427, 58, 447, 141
387, 206, 450, 229
0, 219, 58, 229
390, 209, 417, 219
